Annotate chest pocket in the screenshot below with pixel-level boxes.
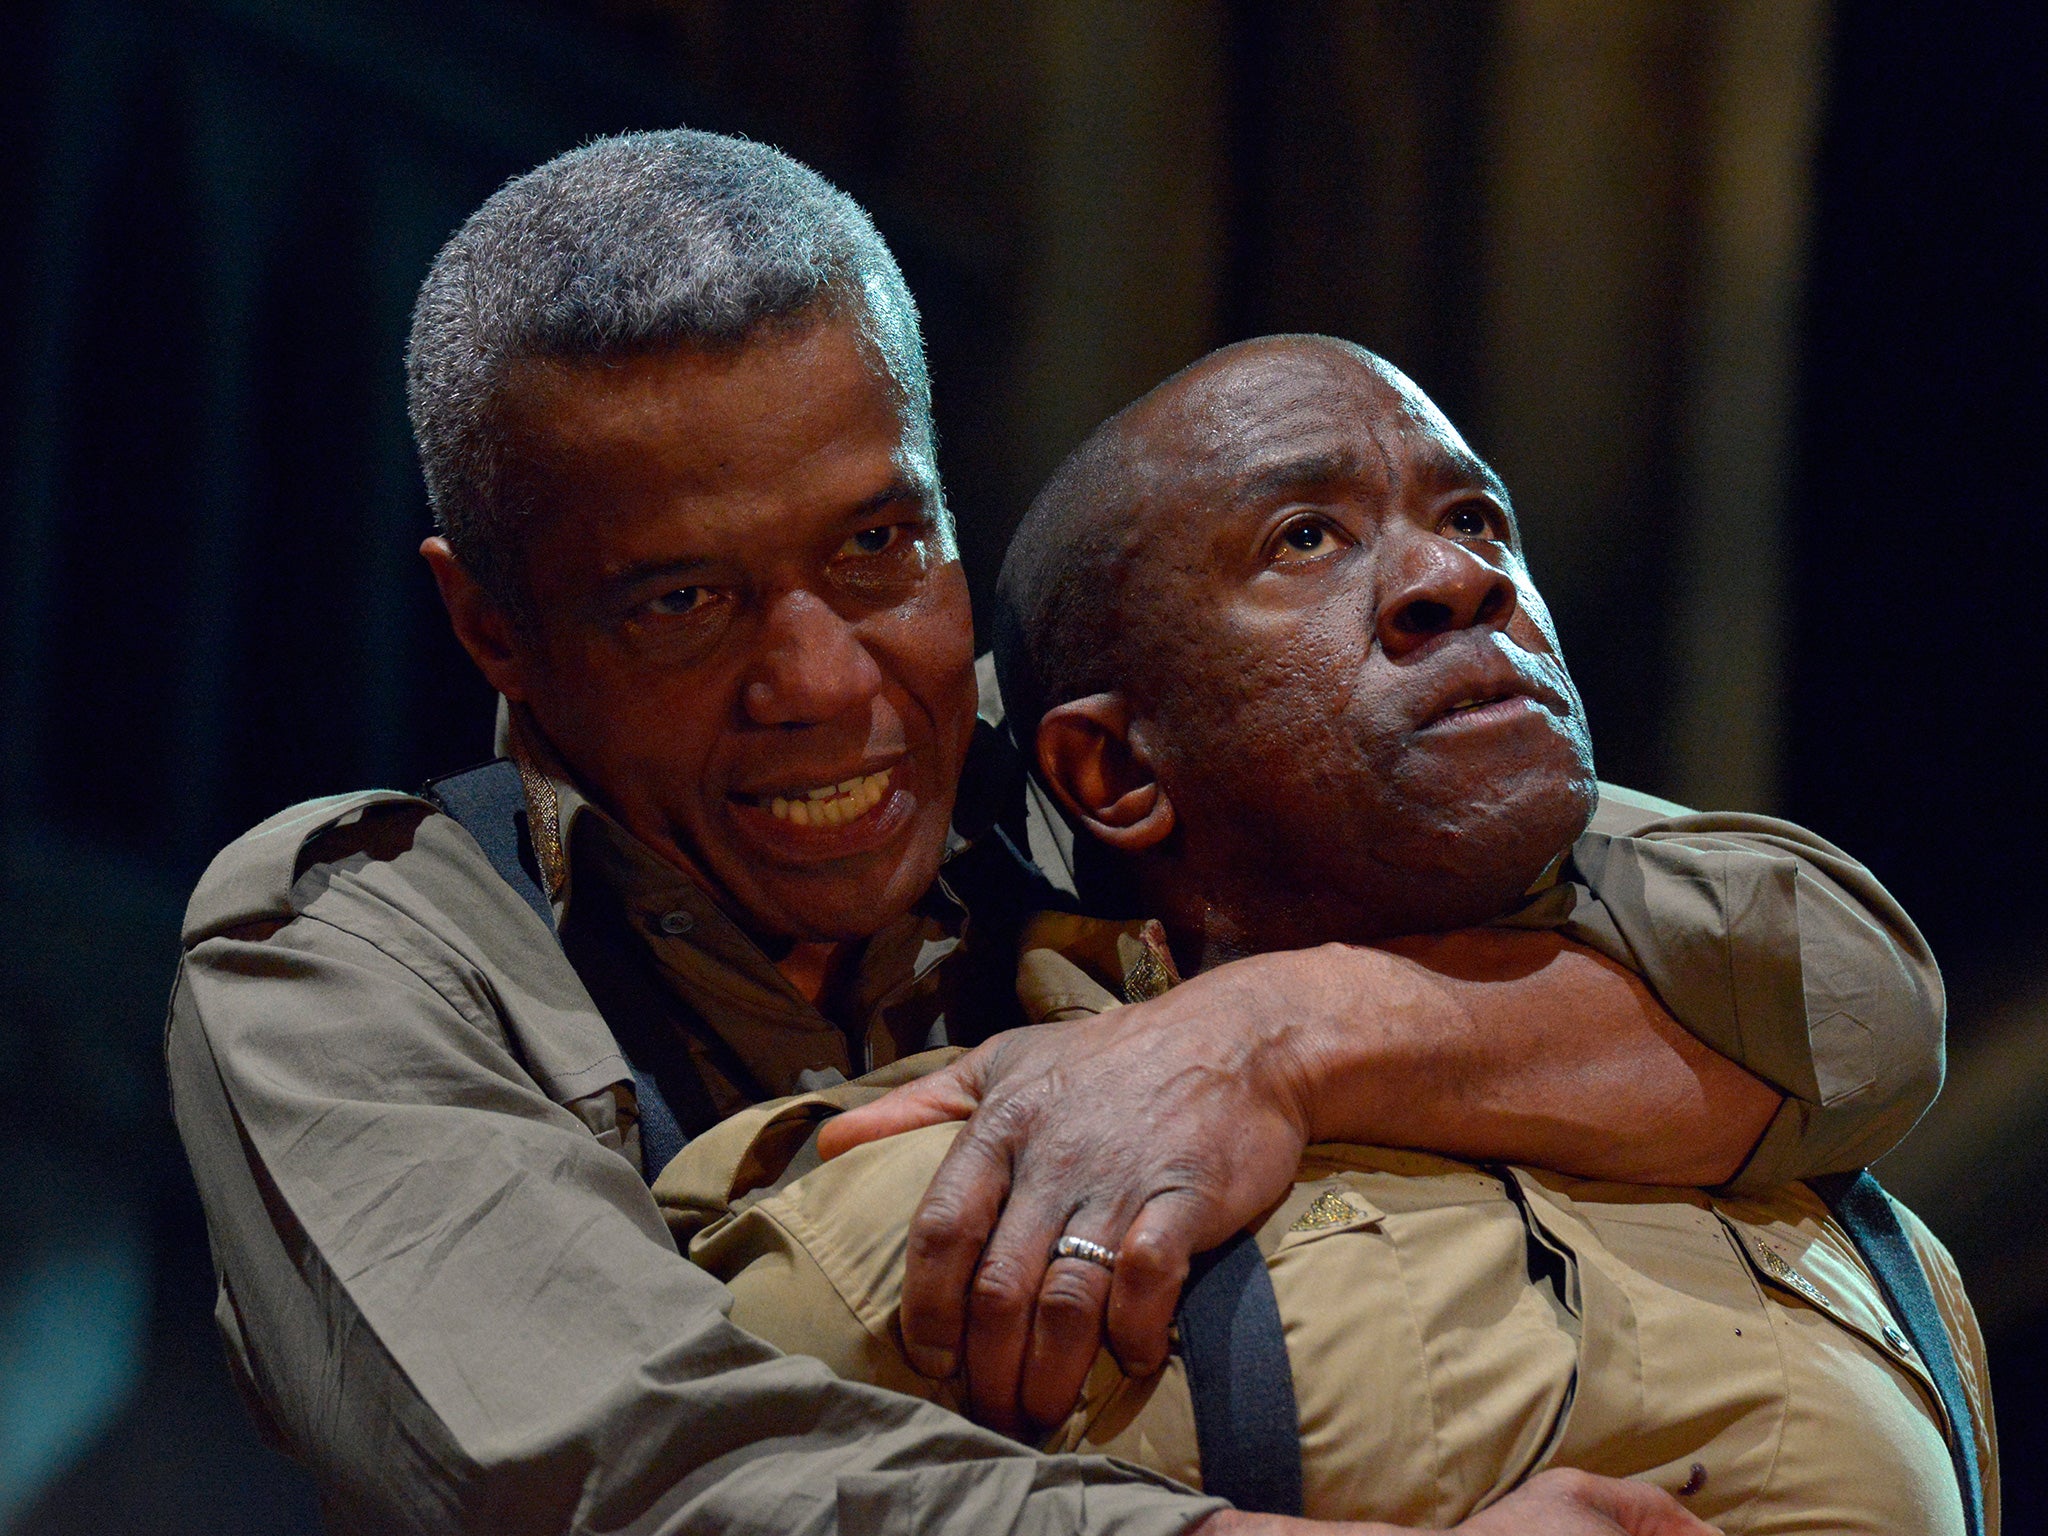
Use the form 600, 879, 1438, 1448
1508, 1172, 1969, 1536
1259, 1154, 1583, 1527
1716, 1205, 1948, 1433
1508, 1172, 1788, 1510
1713, 1199, 1970, 1536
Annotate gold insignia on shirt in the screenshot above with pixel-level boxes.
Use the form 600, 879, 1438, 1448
1290, 1190, 1360, 1232
1118, 919, 1182, 1004
503, 709, 569, 899
512, 753, 568, 899
1754, 1242, 1828, 1307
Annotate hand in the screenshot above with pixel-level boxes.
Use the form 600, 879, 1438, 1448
817, 952, 1328, 1434
817, 929, 1778, 1434
1189, 1469, 1721, 1536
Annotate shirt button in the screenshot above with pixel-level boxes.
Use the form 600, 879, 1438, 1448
657, 910, 694, 936
1882, 1321, 1913, 1354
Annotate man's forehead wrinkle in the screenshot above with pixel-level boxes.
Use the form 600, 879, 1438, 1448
1140, 372, 1367, 516
1384, 412, 1512, 510
1364, 360, 1505, 493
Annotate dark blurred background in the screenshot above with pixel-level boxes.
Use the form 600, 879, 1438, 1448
2, 1, 2042, 1529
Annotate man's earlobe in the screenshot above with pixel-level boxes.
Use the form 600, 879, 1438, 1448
1036, 694, 1176, 853
421, 537, 531, 701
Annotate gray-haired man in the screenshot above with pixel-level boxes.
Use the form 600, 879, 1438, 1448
168, 130, 1942, 1534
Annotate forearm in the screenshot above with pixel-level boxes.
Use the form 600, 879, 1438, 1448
1241, 930, 1781, 1185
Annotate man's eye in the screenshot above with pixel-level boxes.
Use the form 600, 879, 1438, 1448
1443, 506, 1496, 538
1271, 518, 1346, 563
844, 525, 903, 557
649, 586, 708, 616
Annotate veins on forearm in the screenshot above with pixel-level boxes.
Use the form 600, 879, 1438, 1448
1264, 933, 1778, 1183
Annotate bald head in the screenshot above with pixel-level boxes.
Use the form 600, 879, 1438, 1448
994, 335, 1593, 962
993, 335, 1505, 744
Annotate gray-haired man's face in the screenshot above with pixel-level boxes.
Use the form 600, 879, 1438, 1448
459, 317, 979, 943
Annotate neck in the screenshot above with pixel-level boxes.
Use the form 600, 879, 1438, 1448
1142, 866, 1335, 977
1165, 895, 1352, 977
773, 938, 858, 1008
1143, 858, 1507, 977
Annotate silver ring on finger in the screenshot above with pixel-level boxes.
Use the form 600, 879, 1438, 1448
1051, 1234, 1118, 1272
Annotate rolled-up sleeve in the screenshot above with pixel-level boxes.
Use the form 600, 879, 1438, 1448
166, 814, 1222, 1535
1500, 783, 1944, 1191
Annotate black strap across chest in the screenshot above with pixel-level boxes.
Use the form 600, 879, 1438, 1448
421, 759, 695, 1177
1811, 1169, 1986, 1536
1174, 1230, 1304, 1515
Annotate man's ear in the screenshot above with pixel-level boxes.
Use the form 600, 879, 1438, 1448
421, 537, 533, 702
1036, 693, 1175, 854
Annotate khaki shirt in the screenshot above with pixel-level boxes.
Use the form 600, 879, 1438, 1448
165, 669, 1947, 1532
658, 949, 1997, 1533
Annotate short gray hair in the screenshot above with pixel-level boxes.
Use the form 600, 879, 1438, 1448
406, 128, 932, 612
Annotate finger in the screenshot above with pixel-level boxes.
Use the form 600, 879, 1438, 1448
1585, 1475, 1718, 1536
1102, 1191, 1207, 1378
960, 1173, 1079, 1433
897, 1122, 1013, 1380
1609, 1483, 1719, 1536
1523, 1469, 1720, 1536
1017, 1209, 1124, 1428
817, 1058, 986, 1160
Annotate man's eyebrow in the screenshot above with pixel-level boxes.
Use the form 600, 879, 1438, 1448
1233, 448, 1374, 503
1232, 444, 1513, 516
595, 478, 933, 602
1431, 448, 1513, 508
599, 553, 719, 599
846, 475, 933, 521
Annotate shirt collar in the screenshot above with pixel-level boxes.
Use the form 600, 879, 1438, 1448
499, 700, 968, 1096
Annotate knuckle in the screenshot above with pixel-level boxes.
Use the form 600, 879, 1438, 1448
1036, 1270, 1107, 1324
905, 1209, 973, 1265
975, 1090, 1043, 1143
1119, 1227, 1189, 1280
969, 1260, 1034, 1319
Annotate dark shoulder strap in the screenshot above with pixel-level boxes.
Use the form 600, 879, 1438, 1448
1812, 1169, 1986, 1536
556, 874, 722, 1175
420, 760, 554, 929
419, 760, 693, 1181
1175, 1230, 1304, 1516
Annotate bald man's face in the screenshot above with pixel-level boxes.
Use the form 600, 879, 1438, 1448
1123, 340, 1595, 948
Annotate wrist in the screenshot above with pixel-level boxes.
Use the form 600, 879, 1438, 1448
1284, 941, 1486, 1146
1231, 943, 1443, 1146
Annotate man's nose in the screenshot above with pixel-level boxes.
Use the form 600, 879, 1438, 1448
742, 589, 885, 726
1374, 536, 1519, 659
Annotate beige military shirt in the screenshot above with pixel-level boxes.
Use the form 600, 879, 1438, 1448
166, 669, 1948, 1532
657, 943, 1997, 1533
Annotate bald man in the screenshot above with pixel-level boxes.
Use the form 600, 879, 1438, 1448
650, 338, 1996, 1535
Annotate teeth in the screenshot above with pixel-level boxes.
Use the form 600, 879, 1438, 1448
765, 769, 892, 826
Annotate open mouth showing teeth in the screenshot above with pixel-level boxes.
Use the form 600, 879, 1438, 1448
752, 768, 893, 828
